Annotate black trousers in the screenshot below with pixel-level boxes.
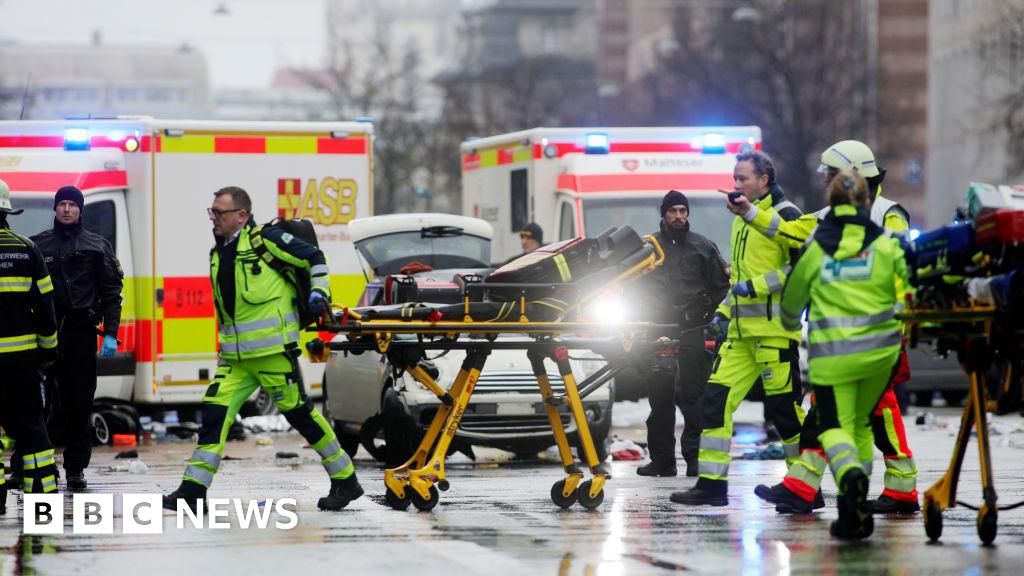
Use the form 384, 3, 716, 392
643, 344, 711, 465
51, 323, 98, 472
10, 322, 99, 475
0, 362, 54, 469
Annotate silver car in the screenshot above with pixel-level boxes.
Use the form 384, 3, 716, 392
322, 213, 613, 463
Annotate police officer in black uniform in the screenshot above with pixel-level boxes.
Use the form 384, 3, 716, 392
0, 179, 61, 508
636, 190, 730, 477
29, 185, 123, 491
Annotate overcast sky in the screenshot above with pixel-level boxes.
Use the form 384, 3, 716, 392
0, 0, 328, 88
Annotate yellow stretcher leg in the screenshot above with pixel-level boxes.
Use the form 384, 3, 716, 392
923, 369, 999, 544
383, 349, 490, 512
552, 349, 607, 510
529, 350, 583, 508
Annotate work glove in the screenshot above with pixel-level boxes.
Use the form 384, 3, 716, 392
731, 280, 756, 298
308, 290, 330, 315
708, 312, 729, 341
100, 335, 118, 357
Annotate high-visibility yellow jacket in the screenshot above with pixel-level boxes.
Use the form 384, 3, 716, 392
211, 221, 331, 360
780, 205, 908, 382
716, 185, 803, 341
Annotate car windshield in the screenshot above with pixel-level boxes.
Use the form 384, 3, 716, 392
6, 195, 56, 238
356, 227, 491, 275
582, 195, 735, 261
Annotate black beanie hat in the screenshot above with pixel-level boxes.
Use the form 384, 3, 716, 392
54, 185, 84, 211
660, 190, 688, 216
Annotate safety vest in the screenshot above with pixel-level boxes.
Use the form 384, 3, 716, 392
717, 188, 803, 342
211, 225, 301, 360
781, 205, 906, 382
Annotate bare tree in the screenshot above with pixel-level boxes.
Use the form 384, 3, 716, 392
299, 28, 436, 214
642, 1, 875, 209
976, 3, 1024, 179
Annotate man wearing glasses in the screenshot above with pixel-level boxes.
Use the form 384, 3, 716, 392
164, 186, 363, 513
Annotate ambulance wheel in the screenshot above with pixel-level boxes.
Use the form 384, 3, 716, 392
409, 485, 439, 512
385, 487, 411, 511
92, 410, 132, 446
576, 480, 604, 510
924, 500, 943, 541
978, 508, 998, 545
550, 479, 577, 509
92, 412, 111, 446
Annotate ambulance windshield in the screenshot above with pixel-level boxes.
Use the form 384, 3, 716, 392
582, 195, 734, 261
6, 196, 55, 238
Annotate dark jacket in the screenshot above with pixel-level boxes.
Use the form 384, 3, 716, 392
0, 223, 58, 364
32, 219, 123, 336
643, 220, 730, 331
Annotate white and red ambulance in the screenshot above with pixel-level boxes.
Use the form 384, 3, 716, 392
460, 127, 762, 262
0, 118, 373, 420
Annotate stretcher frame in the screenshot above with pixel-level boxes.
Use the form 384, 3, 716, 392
315, 235, 669, 511
900, 303, 1024, 544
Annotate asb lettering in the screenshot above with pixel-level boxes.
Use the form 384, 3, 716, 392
278, 177, 358, 225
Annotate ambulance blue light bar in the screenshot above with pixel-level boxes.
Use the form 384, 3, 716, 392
702, 133, 726, 154
64, 128, 91, 151
584, 132, 609, 154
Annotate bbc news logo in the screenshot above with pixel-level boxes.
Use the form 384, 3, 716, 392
23, 494, 298, 534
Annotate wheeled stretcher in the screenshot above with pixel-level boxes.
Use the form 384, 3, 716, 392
310, 226, 673, 510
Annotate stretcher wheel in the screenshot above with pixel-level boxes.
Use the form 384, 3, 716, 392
924, 500, 943, 541
576, 480, 604, 510
410, 485, 439, 512
550, 480, 577, 509
978, 508, 998, 545
385, 487, 411, 511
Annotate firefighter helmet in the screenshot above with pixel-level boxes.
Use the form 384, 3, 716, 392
817, 140, 880, 178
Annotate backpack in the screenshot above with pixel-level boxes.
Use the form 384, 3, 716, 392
248, 218, 322, 327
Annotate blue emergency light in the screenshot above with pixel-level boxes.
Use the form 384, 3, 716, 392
584, 132, 609, 154
64, 128, 91, 151
702, 133, 726, 154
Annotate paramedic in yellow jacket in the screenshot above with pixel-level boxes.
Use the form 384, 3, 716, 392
163, 186, 362, 513
670, 151, 807, 506
734, 141, 920, 516
779, 170, 908, 539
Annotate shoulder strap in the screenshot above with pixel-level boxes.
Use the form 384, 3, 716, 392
248, 225, 290, 274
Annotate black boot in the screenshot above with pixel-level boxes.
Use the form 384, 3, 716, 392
0, 483, 6, 515
637, 461, 677, 477
163, 482, 207, 513
66, 470, 87, 492
754, 482, 824, 513
318, 474, 364, 511
831, 469, 874, 540
867, 494, 920, 514
670, 478, 728, 506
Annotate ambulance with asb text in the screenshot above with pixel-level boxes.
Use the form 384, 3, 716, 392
0, 118, 373, 426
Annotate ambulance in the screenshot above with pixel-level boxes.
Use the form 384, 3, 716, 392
0, 117, 373, 418
461, 127, 762, 262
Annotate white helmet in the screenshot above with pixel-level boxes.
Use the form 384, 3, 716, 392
817, 140, 879, 178
0, 179, 24, 215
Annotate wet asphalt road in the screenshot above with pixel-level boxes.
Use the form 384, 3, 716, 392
1, 406, 1022, 575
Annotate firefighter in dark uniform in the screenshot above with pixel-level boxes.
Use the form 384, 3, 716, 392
636, 190, 730, 477
0, 179, 61, 510
29, 185, 123, 492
